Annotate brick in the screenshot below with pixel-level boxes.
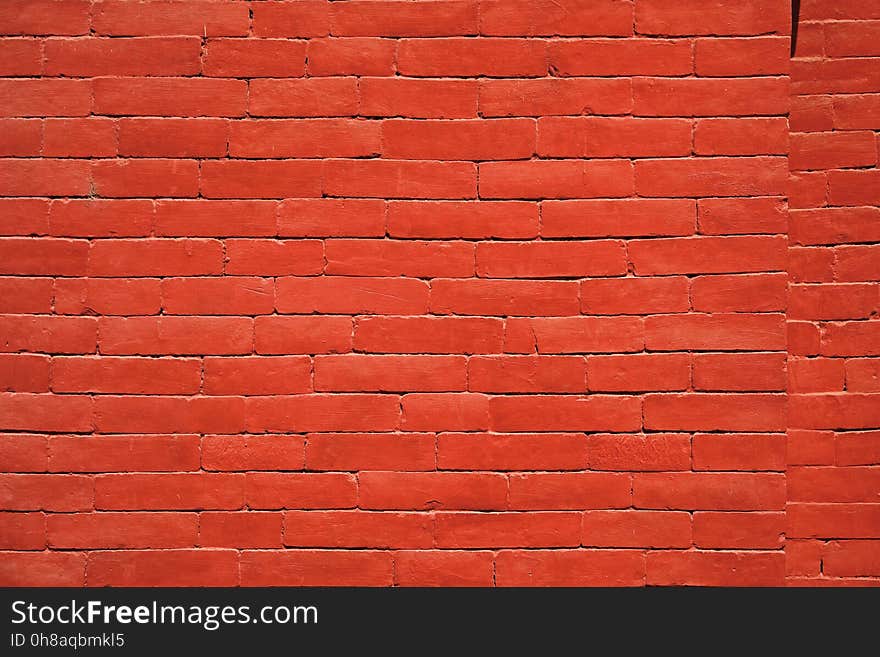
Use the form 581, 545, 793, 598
308, 38, 395, 76
0, 38, 40, 74
95, 473, 243, 510
1, 0, 91, 35
509, 472, 630, 510
118, 118, 228, 158
49, 200, 153, 238
203, 356, 312, 395
792, 58, 880, 95
89, 239, 223, 276
693, 512, 785, 550
395, 551, 493, 587
788, 430, 835, 466
587, 354, 690, 392
0, 552, 85, 586
401, 393, 489, 431
52, 356, 200, 394
635, 0, 789, 36
828, 169, 880, 206
787, 504, 880, 539
695, 37, 789, 76
431, 279, 579, 316
316, 355, 466, 392
93, 77, 247, 117
836, 245, 880, 282
698, 197, 788, 236
240, 550, 392, 586
161, 277, 275, 315
435, 512, 580, 548
646, 551, 784, 586
791, 95, 834, 132
789, 207, 880, 246
823, 541, 880, 577
359, 471, 507, 510
87, 549, 238, 586
204, 38, 306, 77
695, 118, 788, 156
305, 433, 435, 471
645, 393, 786, 431
361, 78, 478, 118
691, 273, 787, 312
437, 433, 587, 471
0, 394, 92, 433
480, 159, 633, 199
229, 119, 379, 158
0, 354, 49, 392
48, 512, 197, 549
504, 317, 645, 354
325, 160, 476, 199
789, 394, 880, 430
0, 513, 45, 549
692, 433, 786, 471
790, 284, 878, 320
633, 78, 789, 117
249, 78, 358, 117
199, 512, 282, 548
580, 277, 690, 315
481, 0, 632, 36
495, 550, 645, 586
245, 395, 400, 432
254, 316, 353, 355
489, 395, 642, 432
635, 158, 788, 197
202, 435, 305, 472
587, 433, 691, 471
0, 119, 41, 156
245, 473, 357, 509
479, 78, 632, 117
0, 434, 47, 472
277, 276, 429, 314
99, 316, 252, 355
583, 510, 692, 548
0, 79, 91, 117
200, 160, 322, 199
49, 117, 118, 157
789, 247, 835, 283
92, 159, 199, 198
0, 159, 90, 196
846, 361, 880, 393
468, 355, 586, 393
476, 241, 626, 278
791, 131, 878, 171
539, 116, 691, 158
49, 435, 200, 472
634, 472, 786, 510
788, 466, 880, 503
278, 199, 385, 237
646, 314, 785, 351
354, 317, 503, 354
834, 94, 880, 130
549, 39, 691, 76
398, 38, 547, 77
45, 36, 200, 76
93, 1, 250, 36
155, 200, 276, 238
384, 118, 534, 160
252, 1, 329, 38
0, 474, 92, 511
94, 396, 245, 434
388, 201, 537, 239
325, 239, 473, 277
331, 1, 477, 36
0, 278, 52, 313
693, 353, 787, 391
0, 316, 97, 354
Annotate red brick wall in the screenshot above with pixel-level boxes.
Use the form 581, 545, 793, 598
0, 0, 873, 587
787, 0, 880, 585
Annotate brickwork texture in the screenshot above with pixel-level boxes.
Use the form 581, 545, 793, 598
0, 0, 877, 586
